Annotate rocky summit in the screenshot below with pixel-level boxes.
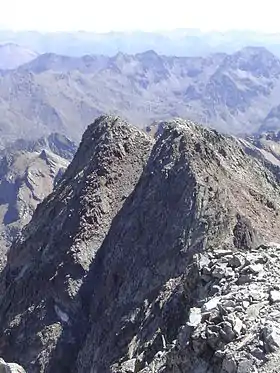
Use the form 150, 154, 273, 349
1, 115, 280, 373
0, 115, 153, 373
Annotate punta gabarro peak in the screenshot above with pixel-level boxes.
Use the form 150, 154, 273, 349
1, 116, 280, 373
0, 115, 153, 373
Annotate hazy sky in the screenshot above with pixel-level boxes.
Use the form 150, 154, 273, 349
1, 0, 280, 33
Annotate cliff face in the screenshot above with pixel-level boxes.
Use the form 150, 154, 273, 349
1, 116, 280, 373
0, 115, 153, 373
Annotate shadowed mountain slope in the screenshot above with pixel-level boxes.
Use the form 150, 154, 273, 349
76, 118, 280, 373
0, 116, 154, 372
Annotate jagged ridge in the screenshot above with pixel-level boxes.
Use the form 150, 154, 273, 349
76, 119, 280, 373
1, 117, 280, 373
0, 115, 153, 372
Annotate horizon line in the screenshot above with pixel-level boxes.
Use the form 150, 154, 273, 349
0, 27, 280, 35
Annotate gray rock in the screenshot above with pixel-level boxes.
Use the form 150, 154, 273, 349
202, 266, 212, 275
216, 250, 234, 258
121, 358, 137, 372
222, 300, 236, 310
238, 274, 253, 285
212, 264, 228, 278
242, 301, 250, 309
229, 255, 245, 268
233, 317, 243, 336
202, 297, 220, 313
210, 285, 222, 295
0, 358, 26, 373
269, 290, 280, 304
263, 324, 280, 352
188, 307, 202, 327
198, 254, 211, 269
247, 303, 266, 320
237, 359, 256, 373
206, 328, 222, 350
225, 267, 236, 278
220, 321, 236, 342
222, 356, 237, 373
250, 347, 265, 360
248, 264, 264, 274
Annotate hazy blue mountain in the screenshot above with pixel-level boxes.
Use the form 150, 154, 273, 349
2, 29, 280, 57
0, 43, 38, 69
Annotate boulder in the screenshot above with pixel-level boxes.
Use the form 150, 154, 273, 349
263, 324, 280, 352
0, 359, 26, 373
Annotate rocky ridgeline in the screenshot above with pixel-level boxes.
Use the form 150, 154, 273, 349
0, 116, 153, 372
1, 116, 280, 373
74, 120, 280, 373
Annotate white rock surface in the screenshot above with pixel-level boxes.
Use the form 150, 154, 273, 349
0, 358, 26, 373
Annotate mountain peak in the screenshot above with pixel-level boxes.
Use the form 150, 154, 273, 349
222, 45, 280, 77
136, 49, 160, 59
76, 117, 280, 372
238, 45, 274, 56
1, 117, 280, 373
0, 115, 154, 371
0, 43, 38, 69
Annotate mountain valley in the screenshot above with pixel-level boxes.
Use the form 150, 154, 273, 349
0, 133, 77, 267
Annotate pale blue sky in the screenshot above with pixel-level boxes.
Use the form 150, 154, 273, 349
1, 0, 280, 33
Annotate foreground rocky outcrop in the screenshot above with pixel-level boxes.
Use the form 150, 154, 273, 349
1, 116, 280, 373
0, 133, 77, 267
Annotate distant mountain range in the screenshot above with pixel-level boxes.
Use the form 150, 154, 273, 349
0, 46, 280, 144
2, 29, 280, 57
